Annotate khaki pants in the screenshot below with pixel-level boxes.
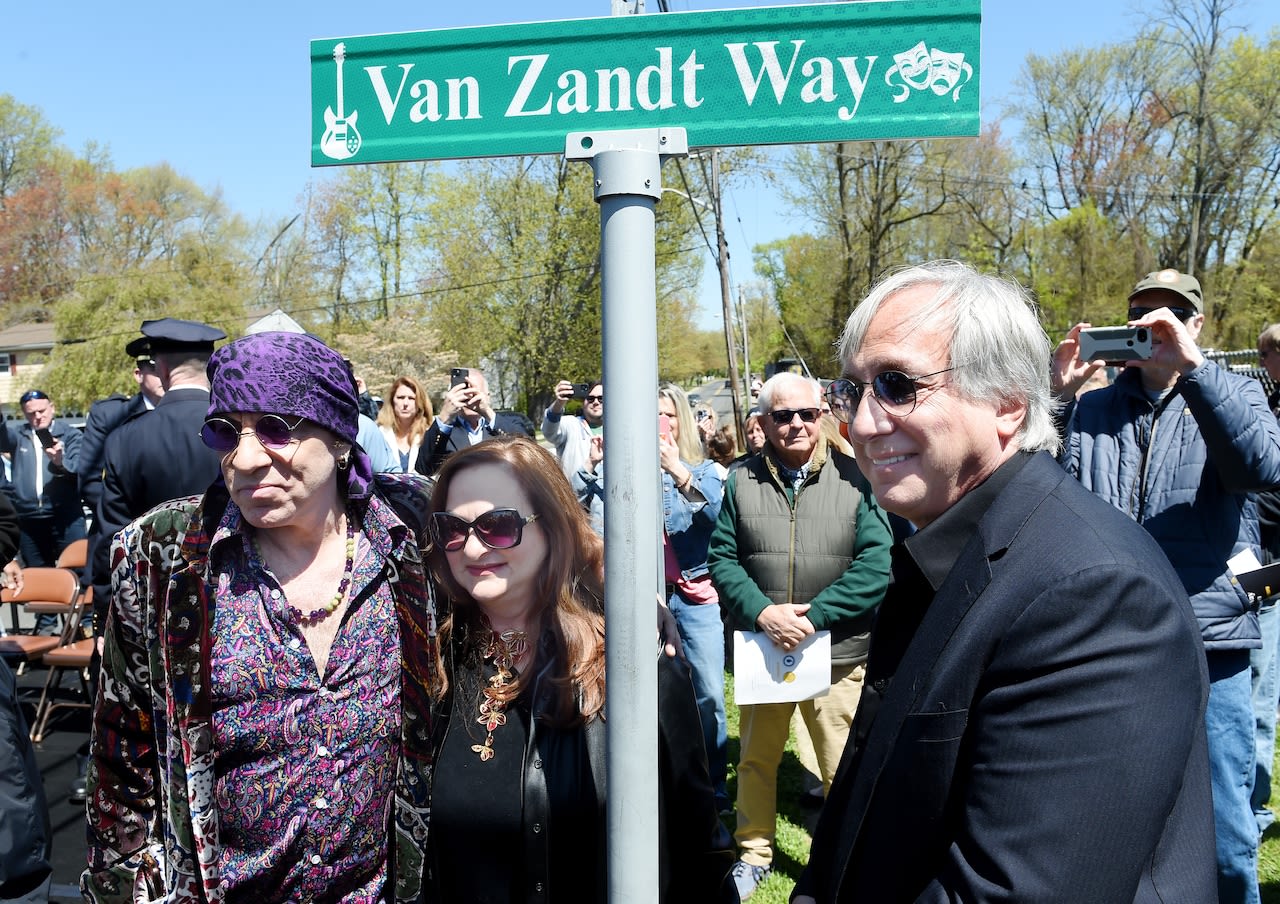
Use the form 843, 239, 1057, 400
735, 662, 865, 866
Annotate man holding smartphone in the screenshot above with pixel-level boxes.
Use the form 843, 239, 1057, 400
1054, 269, 1280, 904
414, 367, 532, 476
0, 389, 85, 633
542, 377, 603, 478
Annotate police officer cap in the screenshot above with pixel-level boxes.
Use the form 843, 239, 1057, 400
125, 318, 226, 358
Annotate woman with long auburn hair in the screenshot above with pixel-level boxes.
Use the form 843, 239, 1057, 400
422, 436, 735, 903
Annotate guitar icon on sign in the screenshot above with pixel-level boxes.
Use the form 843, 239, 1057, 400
320, 42, 361, 160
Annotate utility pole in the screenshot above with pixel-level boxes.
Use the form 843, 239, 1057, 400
738, 284, 751, 412
709, 150, 745, 446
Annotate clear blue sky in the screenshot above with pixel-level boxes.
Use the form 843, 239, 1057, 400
5, 0, 1278, 325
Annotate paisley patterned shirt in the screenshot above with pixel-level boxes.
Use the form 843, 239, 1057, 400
209, 501, 402, 902
83, 474, 439, 904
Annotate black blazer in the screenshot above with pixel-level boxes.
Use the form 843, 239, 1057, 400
414, 413, 532, 477
78, 392, 147, 517
93, 387, 223, 624
797, 452, 1215, 903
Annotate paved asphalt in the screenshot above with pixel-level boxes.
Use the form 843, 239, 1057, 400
15, 650, 91, 901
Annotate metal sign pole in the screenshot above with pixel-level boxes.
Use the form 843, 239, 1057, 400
566, 127, 688, 904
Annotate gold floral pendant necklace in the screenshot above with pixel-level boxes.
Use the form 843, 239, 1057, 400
472, 620, 529, 762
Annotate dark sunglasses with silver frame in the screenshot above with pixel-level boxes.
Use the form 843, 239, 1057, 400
825, 366, 960, 421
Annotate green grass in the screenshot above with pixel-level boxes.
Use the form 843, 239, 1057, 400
1260, 745, 1280, 902
723, 673, 814, 904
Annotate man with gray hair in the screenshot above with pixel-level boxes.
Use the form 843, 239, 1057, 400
708, 371, 892, 900
796, 261, 1214, 902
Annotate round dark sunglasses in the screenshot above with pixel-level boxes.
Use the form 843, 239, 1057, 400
200, 414, 305, 454
430, 508, 539, 552
825, 367, 958, 421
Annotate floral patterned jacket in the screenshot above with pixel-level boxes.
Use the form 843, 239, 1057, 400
82, 474, 440, 903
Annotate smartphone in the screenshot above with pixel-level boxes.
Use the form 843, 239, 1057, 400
658, 414, 673, 440
571, 382, 592, 398
35, 427, 55, 449
695, 408, 709, 423
450, 367, 470, 389
1077, 326, 1153, 365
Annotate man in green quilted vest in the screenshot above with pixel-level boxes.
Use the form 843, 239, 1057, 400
708, 371, 892, 900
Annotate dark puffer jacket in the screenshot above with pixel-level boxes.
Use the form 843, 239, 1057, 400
1061, 361, 1280, 649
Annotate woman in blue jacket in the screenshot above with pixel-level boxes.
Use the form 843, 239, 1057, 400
658, 382, 728, 812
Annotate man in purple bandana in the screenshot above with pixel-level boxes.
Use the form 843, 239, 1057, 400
84, 331, 440, 904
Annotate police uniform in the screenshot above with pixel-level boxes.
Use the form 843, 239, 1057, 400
79, 389, 148, 523
93, 319, 226, 627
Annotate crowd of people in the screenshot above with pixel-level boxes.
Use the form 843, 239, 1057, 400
1, 259, 1279, 904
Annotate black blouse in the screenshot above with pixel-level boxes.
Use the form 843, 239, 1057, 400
427, 660, 530, 903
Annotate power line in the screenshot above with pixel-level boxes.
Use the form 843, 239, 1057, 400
44, 242, 709, 348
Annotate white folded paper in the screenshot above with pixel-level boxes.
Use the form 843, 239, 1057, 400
733, 629, 831, 705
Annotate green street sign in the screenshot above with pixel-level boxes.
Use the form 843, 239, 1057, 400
311, 0, 979, 165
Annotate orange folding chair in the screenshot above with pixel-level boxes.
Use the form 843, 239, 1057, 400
55, 537, 89, 570
28, 582, 95, 742
8, 567, 81, 637
0, 568, 82, 674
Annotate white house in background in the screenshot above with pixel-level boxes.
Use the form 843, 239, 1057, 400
0, 321, 55, 407
245, 308, 307, 335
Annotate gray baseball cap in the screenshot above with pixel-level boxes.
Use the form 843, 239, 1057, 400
1128, 269, 1203, 313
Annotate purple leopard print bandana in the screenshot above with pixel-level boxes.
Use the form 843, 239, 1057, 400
206, 331, 373, 499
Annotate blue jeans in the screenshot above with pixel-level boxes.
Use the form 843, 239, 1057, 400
668, 591, 728, 805
18, 511, 87, 633
1250, 598, 1280, 836
1207, 650, 1260, 904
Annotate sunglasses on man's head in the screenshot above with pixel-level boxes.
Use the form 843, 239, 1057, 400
1128, 305, 1196, 323
200, 414, 305, 454
19, 390, 48, 405
430, 508, 539, 552
825, 367, 959, 421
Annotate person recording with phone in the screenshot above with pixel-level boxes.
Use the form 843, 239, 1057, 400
541, 378, 603, 479
1054, 268, 1280, 904
415, 367, 532, 477
0, 389, 84, 634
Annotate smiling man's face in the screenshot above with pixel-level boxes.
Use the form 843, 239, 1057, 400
845, 285, 1018, 528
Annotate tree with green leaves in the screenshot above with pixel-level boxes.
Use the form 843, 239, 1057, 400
35, 162, 250, 409
420, 155, 704, 417
0, 94, 59, 208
